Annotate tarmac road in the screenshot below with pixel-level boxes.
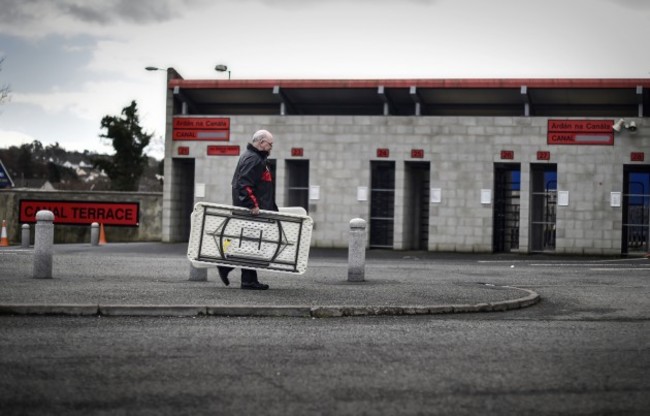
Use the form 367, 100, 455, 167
1, 313, 648, 416
0, 244, 649, 415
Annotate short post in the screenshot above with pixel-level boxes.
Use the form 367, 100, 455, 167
348, 218, 367, 282
189, 263, 208, 281
90, 222, 100, 246
33, 210, 55, 279
21, 224, 30, 248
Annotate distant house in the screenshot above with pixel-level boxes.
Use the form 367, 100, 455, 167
14, 179, 56, 190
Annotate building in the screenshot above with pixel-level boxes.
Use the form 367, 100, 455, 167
160, 69, 649, 256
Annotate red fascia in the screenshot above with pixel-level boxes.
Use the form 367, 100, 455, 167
169, 78, 650, 90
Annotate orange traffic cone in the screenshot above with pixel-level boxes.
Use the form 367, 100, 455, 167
99, 223, 107, 245
0, 220, 8, 247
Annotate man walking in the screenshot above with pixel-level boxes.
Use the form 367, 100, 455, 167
217, 129, 278, 290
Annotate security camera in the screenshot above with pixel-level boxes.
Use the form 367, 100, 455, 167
626, 121, 637, 132
612, 118, 625, 132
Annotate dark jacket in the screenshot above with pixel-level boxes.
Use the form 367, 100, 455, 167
231, 143, 278, 211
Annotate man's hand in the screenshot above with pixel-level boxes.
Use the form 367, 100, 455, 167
250, 207, 260, 215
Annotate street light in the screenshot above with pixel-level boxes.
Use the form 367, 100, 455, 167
215, 64, 231, 80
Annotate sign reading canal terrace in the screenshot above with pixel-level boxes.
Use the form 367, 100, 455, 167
19, 200, 139, 226
547, 119, 614, 145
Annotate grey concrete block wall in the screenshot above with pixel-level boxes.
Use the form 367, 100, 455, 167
162, 161, 192, 243
557, 147, 627, 255
163, 114, 648, 255
161, 85, 176, 243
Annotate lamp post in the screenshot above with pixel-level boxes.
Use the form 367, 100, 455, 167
215, 64, 231, 80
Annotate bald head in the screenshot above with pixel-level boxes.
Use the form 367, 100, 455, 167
251, 129, 274, 153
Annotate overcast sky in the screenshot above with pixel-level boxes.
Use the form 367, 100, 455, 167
1, 0, 649, 159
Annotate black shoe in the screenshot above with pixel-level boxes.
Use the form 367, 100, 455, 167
218, 268, 231, 286
241, 282, 269, 290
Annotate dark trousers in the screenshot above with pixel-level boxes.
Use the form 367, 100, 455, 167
217, 266, 257, 284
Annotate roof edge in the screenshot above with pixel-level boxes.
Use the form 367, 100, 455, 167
169, 78, 650, 89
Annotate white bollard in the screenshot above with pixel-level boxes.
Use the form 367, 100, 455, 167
21, 224, 30, 248
189, 263, 208, 281
33, 210, 55, 279
348, 218, 367, 282
90, 222, 100, 246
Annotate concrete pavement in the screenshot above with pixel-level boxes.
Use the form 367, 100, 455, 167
0, 243, 540, 318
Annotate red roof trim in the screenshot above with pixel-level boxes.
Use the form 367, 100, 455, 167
169, 78, 650, 89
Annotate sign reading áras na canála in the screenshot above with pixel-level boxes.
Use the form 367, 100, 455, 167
547, 119, 614, 145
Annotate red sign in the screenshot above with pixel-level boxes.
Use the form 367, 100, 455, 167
173, 117, 230, 142
178, 146, 190, 155
500, 150, 514, 160
173, 130, 230, 141
631, 152, 645, 162
547, 119, 614, 145
291, 148, 304, 157
19, 200, 139, 226
173, 117, 230, 130
207, 145, 240, 156
537, 151, 551, 161
377, 148, 390, 158
411, 149, 424, 158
